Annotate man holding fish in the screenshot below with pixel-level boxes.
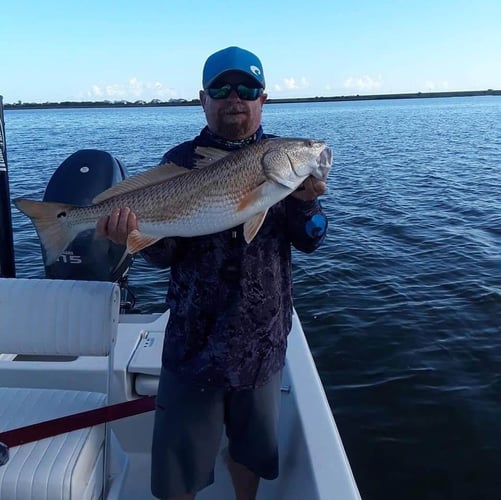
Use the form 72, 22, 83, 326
16, 46, 331, 500
99, 46, 331, 500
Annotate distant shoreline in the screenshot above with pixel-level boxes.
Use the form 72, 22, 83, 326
3, 89, 500, 110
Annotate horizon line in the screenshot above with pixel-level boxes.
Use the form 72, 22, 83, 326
2, 89, 500, 109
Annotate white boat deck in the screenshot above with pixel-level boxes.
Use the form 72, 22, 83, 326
0, 278, 360, 499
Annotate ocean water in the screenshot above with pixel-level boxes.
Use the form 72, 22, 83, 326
3, 97, 501, 499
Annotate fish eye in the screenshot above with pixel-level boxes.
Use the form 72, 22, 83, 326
57, 211, 67, 218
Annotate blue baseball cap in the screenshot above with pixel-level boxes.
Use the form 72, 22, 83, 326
202, 46, 265, 89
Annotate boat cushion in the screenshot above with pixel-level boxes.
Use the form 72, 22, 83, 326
0, 278, 119, 357
0, 387, 107, 500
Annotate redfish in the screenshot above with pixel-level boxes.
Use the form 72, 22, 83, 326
14, 138, 332, 265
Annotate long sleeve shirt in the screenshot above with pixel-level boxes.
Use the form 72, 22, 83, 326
142, 126, 328, 390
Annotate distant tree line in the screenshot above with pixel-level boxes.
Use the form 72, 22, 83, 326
5, 98, 201, 110
4, 89, 500, 110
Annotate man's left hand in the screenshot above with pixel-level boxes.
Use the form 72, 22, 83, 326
291, 176, 326, 201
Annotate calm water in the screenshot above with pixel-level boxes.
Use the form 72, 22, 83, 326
3, 98, 501, 499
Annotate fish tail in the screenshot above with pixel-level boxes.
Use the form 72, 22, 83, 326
13, 198, 79, 265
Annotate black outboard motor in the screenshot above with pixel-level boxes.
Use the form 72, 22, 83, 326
42, 149, 133, 284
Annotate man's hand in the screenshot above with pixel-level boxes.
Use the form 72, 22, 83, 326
96, 207, 138, 245
291, 176, 326, 201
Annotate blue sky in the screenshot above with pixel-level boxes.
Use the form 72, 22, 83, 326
1, 0, 500, 103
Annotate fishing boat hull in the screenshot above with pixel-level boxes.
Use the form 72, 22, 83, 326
0, 278, 359, 499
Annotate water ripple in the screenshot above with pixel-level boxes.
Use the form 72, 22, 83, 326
4, 97, 501, 500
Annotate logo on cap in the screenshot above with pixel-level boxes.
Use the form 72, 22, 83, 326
250, 65, 261, 77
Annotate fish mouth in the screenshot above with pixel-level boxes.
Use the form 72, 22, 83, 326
317, 146, 333, 180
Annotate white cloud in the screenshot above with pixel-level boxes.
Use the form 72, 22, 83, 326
90, 85, 103, 97
344, 74, 383, 92
273, 76, 310, 93
104, 84, 126, 98
85, 77, 177, 101
424, 80, 449, 91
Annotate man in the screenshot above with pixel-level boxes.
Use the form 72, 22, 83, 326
98, 46, 328, 500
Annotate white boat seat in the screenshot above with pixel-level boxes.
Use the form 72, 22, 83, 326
0, 388, 107, 500
0, 278, 126, 500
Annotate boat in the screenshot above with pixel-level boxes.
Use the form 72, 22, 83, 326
0, 96, 361, 499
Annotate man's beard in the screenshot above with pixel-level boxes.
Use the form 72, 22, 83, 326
216, 107, 252, 140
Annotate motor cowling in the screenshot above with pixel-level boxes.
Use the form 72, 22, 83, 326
42, 149, 133, 282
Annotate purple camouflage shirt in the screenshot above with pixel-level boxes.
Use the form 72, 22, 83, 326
142, 126, 328, 390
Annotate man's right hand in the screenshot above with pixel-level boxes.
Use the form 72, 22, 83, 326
96, 207, 138, 246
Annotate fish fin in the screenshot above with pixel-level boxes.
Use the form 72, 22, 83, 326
243, 210, 268, 243
193, 147, 232, 169
237, 182, 276, 212
237, 182, 270, 212
92, 163, 190, 203
13, 198, 79, 265
126, 229, 161, 254
267, 174, 298, 189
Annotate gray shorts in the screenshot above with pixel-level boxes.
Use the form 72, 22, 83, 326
150, 367, 282, 498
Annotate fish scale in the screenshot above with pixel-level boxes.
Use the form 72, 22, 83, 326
14, 138, 332, 264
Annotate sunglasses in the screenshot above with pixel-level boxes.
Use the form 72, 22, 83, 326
206, 83, 264, 101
